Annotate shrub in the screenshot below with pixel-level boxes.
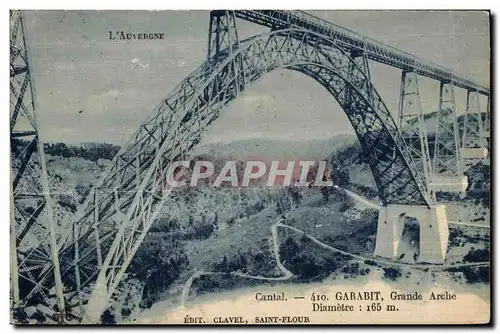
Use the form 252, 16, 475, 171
75, 182, 91, 204
342, 262, 360, 275
279, 237, 345, 281
339, 201, 352, 213
382, 267, 402, 281
129, 236, 189, 302
226, 216, 236, 227
101, 309, 116, 324
121, 307, 131, 317
183, 219, 214, 240
150, 217, 180, 233
44, 142, 120, 162
463, 248, 489, 263
57, 194, 77, 213
462, 267, 489, 284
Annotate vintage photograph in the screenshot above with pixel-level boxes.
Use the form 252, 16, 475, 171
9, 9, 490, 324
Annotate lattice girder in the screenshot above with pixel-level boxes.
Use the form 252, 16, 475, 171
462, 89, 486, 149
397, 70, 432, 184
10, 10, 66, 318
433, 81, 462, 174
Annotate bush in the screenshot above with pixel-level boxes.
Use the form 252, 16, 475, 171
12, 308, 28, 324
75, 182, 91, 204
184, 219, 214, 240
463, 248, 489, 263
129, 236, 189, 302
364, 260, 378, 266
449, 265, 490, 284
101, 309, 116, 324
57, 194, 77, 213
280, 237, 300, 261
288, 187, 303, 207
44, 142, 120, 162
226, 217, 236, 227
276, 190, 292, 214
342, 262, 360, 275
339, 201, 352, 213
462, 267, 489, 284
193, 274, 254, 296
382, 267, 402, 281
245, 200, 265, 216
121, 307, 131, 317
279, 237, 346, 281
214, 254, 246, 274
150, 217, 180, 233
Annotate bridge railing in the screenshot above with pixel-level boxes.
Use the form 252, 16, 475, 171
235, 10, 489, 96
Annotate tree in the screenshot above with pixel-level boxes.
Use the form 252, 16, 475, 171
129, 236, 189, 301
75, 182, 91, 204
320, 186, 331, 203
288, 185, 302, 207
213, 211, 219, 236
237, 250, 248, 271
275, 190, 291, 214
101, 309, 116, 324
330, 156, 351, 188
280, 237, 299, 260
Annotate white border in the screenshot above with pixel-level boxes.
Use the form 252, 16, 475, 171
3, 0, 500, 9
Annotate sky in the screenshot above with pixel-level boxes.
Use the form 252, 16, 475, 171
23, 10, 490, 145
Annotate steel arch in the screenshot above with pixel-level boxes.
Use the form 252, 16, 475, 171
40, 28, 431, 321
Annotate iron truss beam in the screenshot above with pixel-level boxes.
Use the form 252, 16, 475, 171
10, 10, 66, 320
433, 81, 462, 174
397, 70, 432, 186
462, 89, 487, 149
233, 10, 490, 96
207, 10, 240, 62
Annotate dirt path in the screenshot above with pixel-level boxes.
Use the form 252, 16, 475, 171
278, 222, 489, 269
448, 221, 490, 229
181, 218, 489, 306
344, 188, 490, 229
180, 219, 294, 306
344, 189, 380, 209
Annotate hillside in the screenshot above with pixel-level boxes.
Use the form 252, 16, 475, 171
12, 134, 490, 324
193, 135, 358, 161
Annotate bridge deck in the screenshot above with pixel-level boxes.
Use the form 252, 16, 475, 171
235, 10, 489, 96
